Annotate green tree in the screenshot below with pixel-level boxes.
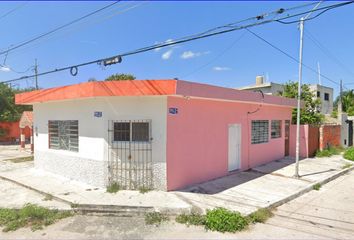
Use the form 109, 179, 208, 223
105, 73, 136, 81
333, 90, 354, 116
280, 81, 323, 125
0, 83, 33, 122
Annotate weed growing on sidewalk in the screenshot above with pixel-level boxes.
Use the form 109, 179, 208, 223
106, 182, 120, 193
175, 212, 206, 226
247, 208, 274, 223
175, 207, 274, 233
316, 146, 343, 158
313, 183, 321, 191
8, 156, 34, 163
0, 204, 73, 232
145, 212, 169, 225
43, 194, 53, 201
341, 163, 353, 169
344, 147, 354, 161
138, 186, 152, 194
205, 208, 248, 233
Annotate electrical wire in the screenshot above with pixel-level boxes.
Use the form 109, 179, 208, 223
1, 1, 353, 84
180, 31, 247, 79
0, 1, 28, 21
245, 28, 341, 87
304, 29, 354, 78
0, 1, 120, 56
1, 1, 146, 60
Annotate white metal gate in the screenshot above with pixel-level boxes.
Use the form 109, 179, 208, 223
108, 120, 153, 190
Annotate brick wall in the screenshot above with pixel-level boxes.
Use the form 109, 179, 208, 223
319, 125, 341, 150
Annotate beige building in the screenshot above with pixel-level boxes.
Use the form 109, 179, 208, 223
239, 76, 334, 115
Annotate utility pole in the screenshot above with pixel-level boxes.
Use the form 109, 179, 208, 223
34, 59, 39, 90
294, 2, 322, 178
338, 79, 343, 113
317, 62, 321, 85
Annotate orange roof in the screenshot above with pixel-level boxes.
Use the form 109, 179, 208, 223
15, 79, 298, 108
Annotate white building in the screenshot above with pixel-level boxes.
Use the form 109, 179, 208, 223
239, 76, 334, 115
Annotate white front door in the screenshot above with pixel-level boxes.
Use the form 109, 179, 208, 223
228, 124, 241, 171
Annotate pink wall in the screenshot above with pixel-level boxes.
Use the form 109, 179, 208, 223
289, 125, 309, 158
166, 96, 292, 191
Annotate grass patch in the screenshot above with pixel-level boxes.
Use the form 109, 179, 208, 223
106, 182, 120, 193
145, 212, 169, 225
341, 163, 353, 169
138, 186, 153, 194
344, 147, 354, 161
313, 183, 321, 191
7, 156, 33, 163
0, 204, 73, 232
205, 208, 248, 233
42, 194, 53, 201
316, 146, 343, 158
247, 208, 273, 224
175, 212, 206, 226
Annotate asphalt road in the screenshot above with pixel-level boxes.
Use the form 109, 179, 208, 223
1, 170, 354, 239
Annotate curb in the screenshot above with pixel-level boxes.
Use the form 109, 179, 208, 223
0, 165, 353, 217
267, 165, 354, 210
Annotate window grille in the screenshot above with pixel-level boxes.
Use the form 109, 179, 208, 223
49, 120, 78, 152
251, 120, 269, 144
271, 120, 282, 139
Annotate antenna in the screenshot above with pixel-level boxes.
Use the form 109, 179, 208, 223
317, 62, 321, 85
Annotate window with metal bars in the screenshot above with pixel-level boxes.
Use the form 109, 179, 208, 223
251, 120, 269, 144
271, 120, 282, 139
113, 121, 150, 142
48, 120, 79, 152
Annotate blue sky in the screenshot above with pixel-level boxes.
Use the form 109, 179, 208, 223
0, 1, 353, 97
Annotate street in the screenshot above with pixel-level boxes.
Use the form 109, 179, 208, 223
1, 170, 353, 239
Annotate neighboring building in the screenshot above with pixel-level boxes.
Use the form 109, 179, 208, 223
239, 76, 334, 115
308, 84, 333, 115
238, 76, 285, 96
16, 80, 297, 191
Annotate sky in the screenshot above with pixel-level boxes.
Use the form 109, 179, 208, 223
0, 1, 354, 97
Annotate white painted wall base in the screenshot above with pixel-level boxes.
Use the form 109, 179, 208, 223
35, 150, 108, 188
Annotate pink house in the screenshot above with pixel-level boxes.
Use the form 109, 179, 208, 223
16, 80, 297, 191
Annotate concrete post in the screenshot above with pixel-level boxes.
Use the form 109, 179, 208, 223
30, 127, 34, 154
20, 128, 25, 149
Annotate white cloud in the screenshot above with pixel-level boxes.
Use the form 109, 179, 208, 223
213, 66, 231, 71
154, 39, 175, 52
0, 66, 10, 72
180, 51, 210, 59
161, 49, 173, 60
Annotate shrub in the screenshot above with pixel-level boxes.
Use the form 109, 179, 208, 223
205, 208, 248, 233
145, 212, 168, 225
106, 182, 120, 193
313, 183, 321, 191
175, 212, 206, 226
344, 147, 354, 161
0, 204, 72, 232
247, 208, 273, 224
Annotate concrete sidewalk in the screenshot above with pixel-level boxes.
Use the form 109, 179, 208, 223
0, 155, 352, 216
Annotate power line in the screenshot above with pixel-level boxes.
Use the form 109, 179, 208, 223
245, 28, 341, 87
304, 29, 354, 77
180, 31, 247, 78
1, 1, 352, 84
1, 2, 146, 60
0, 1, 120, 56
0, 2, 28, 21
